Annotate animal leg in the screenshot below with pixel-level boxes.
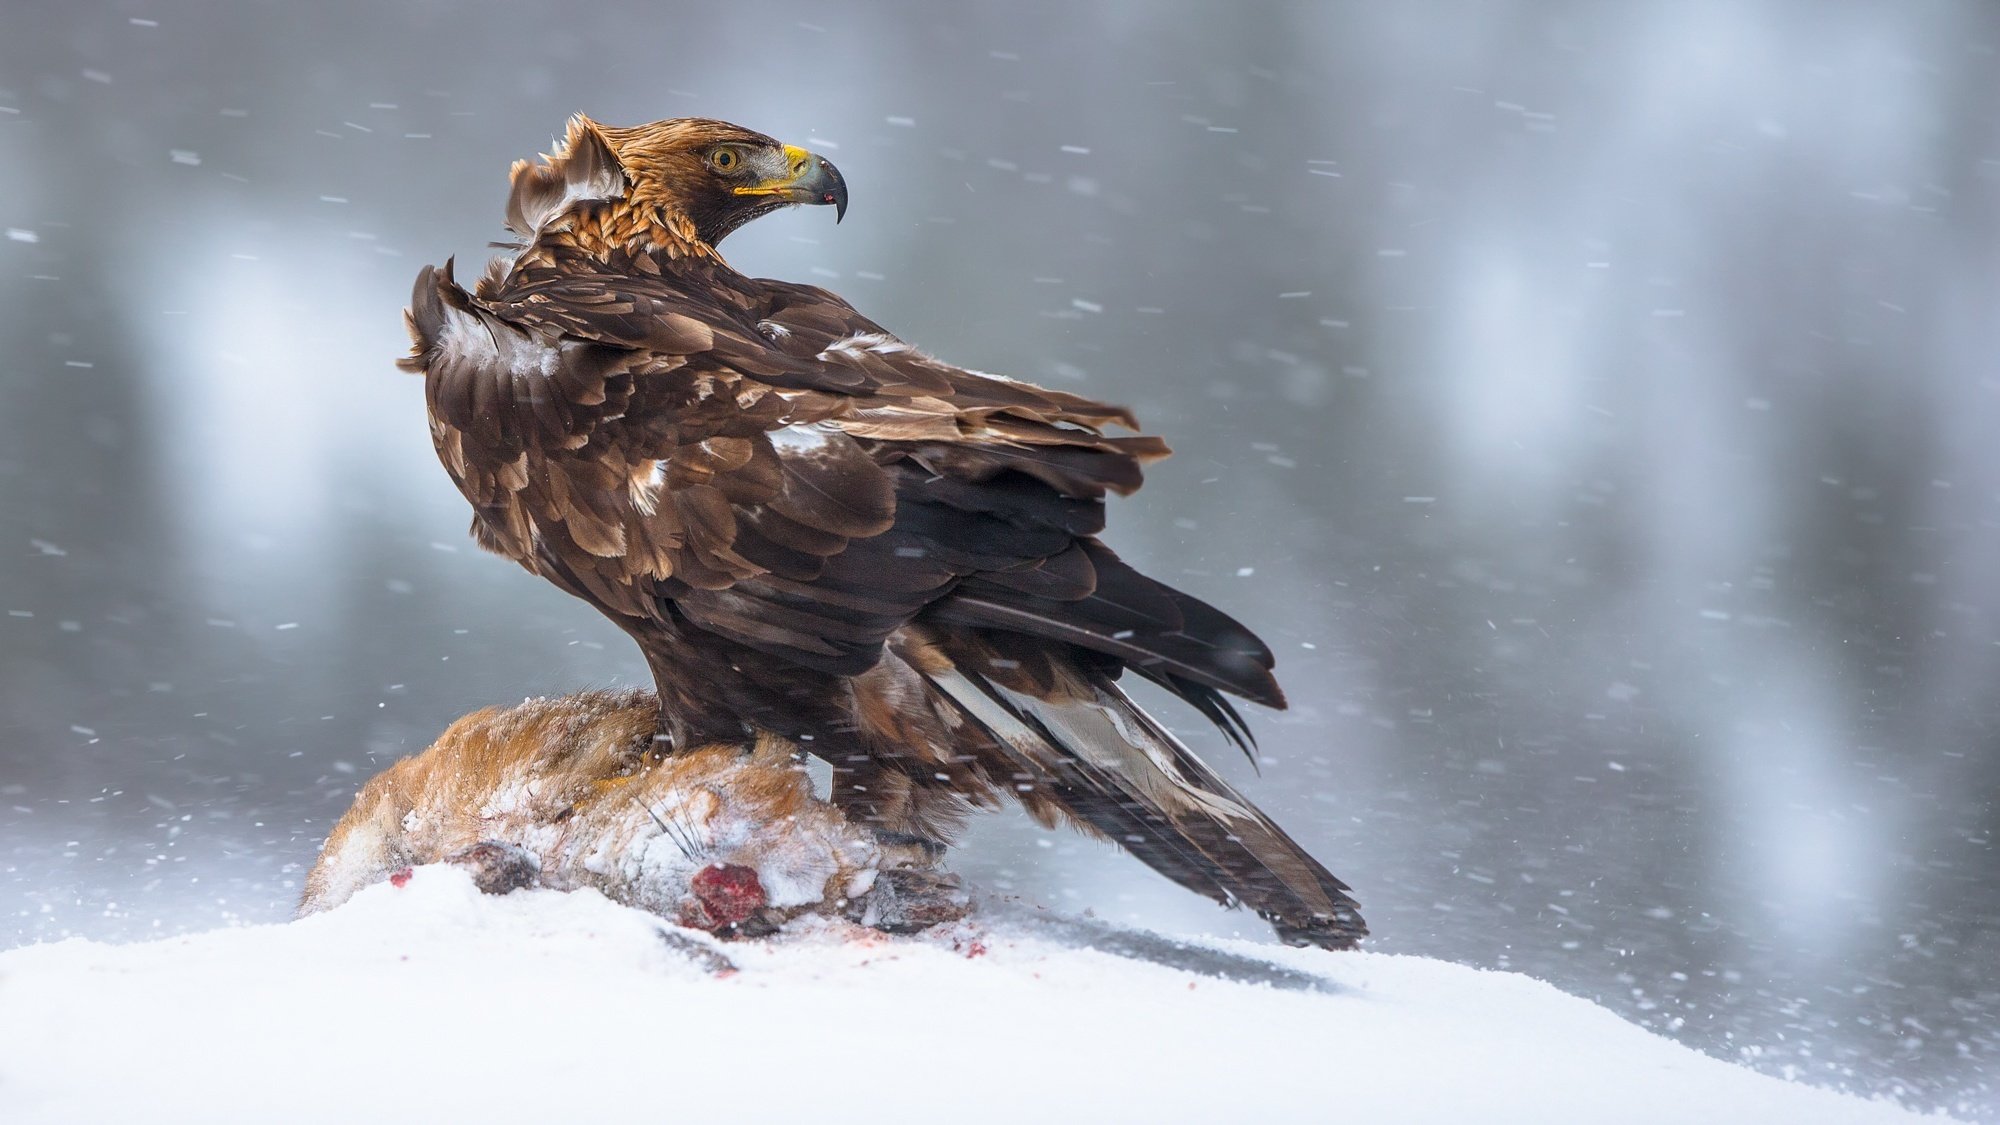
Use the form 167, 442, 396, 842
444, 840, 541, 896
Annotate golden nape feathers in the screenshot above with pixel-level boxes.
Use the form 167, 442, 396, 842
388, 115, 1365, 949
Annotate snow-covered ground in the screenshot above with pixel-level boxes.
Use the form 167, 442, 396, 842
0, 865, 1946, 1124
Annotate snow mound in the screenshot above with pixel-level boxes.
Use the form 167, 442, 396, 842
0, 865, 1944, 1124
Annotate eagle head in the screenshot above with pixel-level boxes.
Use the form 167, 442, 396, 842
504, 115, 846, 249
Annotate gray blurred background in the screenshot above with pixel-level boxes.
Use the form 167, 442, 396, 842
2, 0, 1995, 1115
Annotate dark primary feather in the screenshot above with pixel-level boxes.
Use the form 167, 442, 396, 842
401, 116, 1365, 948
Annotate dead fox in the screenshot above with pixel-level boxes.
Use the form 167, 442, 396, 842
302, 690, 965, 935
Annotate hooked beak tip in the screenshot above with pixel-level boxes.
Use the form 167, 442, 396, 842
818, 155, 848, 223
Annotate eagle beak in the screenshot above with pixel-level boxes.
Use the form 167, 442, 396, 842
735, 144, 847, 223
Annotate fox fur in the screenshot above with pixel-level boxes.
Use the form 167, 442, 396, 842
301, 690, 919, 933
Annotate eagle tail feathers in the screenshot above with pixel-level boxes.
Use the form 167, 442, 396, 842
920, 660, 1365, 950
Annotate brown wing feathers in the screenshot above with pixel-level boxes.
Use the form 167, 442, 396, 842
936, 543, 1285, 710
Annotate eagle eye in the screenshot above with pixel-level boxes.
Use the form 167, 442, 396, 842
707, 146, 746, 173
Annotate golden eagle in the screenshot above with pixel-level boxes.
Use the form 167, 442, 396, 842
399, 116, 1365, 948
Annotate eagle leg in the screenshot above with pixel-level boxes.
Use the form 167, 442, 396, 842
827, 752, 969, 870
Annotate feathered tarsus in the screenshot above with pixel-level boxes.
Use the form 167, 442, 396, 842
400, 115, 1365, 948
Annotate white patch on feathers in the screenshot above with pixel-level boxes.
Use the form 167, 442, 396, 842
433, 303, 502, 368
926, 669, 1255, 824
962, 365, 1022, 385
629, 468, 660, 517
925, 669, 1048, 757
768, 422, 840, 454
818, 332, 916, 360
434, 302, 559, 381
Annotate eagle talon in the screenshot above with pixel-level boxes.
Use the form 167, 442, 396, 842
845, 866, 970, 934
872, 830, 949, 870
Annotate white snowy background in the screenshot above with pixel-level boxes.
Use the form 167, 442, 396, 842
0, 868, 1951, 1124
1, 2, 1996, 1120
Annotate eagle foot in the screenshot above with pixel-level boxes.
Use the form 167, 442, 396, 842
845, 867, 971, 934
872, 830, 950, 871
444, 840, 541, 896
